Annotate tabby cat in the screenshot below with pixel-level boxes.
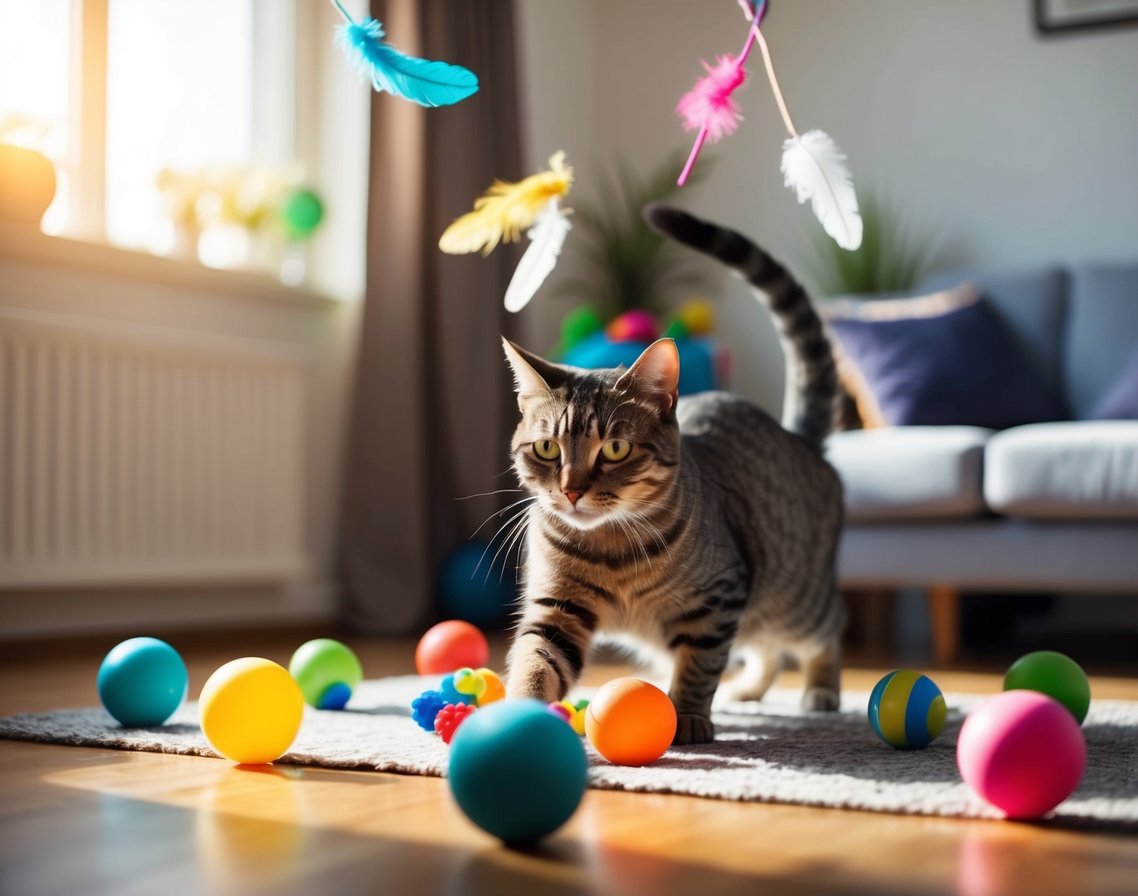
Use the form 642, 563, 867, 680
502, 203, 845, 745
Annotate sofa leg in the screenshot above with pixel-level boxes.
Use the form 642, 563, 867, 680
926, 586, 961, 666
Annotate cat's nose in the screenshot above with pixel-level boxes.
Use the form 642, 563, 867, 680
563, 489, 583, 506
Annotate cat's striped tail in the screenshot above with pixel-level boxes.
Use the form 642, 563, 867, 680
644, 203, 839, 447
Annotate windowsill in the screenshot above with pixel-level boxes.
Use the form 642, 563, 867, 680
0, 219, 340, 310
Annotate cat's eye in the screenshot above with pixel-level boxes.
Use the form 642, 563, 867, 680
601, 439, 631, 462
533, 439, 561, 461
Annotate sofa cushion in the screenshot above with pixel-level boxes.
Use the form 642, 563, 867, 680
826, 298, 1066, 429
828, 426, 992, 521
1064, 264, 1138, 419
985, 421, 1138, 519
1091, 347, 1138, 420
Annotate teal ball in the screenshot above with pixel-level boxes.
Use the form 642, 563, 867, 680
1003, 650, 1090, 724
448, 699, 587, 844
97, 637, 188, 727
868, 669, 947, 750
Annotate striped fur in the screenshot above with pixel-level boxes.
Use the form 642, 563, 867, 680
501, 206, 845, 745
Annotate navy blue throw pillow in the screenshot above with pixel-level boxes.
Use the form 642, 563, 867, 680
1090, 348, 1138, 420
827, 299, 1067, 429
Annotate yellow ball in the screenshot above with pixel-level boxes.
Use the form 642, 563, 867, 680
199, 657, 304, 764
677, 300, 715, 337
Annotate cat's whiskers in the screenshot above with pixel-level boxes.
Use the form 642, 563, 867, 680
455, 487, 525, 501
621, 509, 671, 560
469, 495, 537, 540
475, 499, 537, 582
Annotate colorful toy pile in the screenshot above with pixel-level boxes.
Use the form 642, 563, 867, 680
410, 666, 505, 743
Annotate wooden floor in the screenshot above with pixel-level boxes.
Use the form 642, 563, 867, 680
2, 630, 1137, 896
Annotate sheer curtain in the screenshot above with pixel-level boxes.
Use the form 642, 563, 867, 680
340, 0, 523, 633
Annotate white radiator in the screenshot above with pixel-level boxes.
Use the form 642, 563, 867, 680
0, 308, 306, 587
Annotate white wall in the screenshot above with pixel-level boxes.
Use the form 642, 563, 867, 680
517, 0, 1138, 414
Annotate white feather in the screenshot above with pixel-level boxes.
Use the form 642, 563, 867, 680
781, 129, 862, 251
503, 199, 571, 313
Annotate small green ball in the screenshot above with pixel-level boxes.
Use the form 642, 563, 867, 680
280, 188, 324, 239
664, 318, 690, 340
560, 306, 603, 350
1003, 650, 1090, 724
288, 638, 363, 710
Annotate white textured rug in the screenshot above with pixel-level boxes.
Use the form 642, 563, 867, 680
2, 676, 1136, 829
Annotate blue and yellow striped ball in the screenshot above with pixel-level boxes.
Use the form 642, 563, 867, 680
868, 670, 947, 749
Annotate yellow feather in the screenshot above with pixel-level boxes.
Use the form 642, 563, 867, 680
439, 151, 572, 255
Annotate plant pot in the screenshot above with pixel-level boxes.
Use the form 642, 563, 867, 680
0, 143, 57, 226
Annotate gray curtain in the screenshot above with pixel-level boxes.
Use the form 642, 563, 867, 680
340, 0, 523, 633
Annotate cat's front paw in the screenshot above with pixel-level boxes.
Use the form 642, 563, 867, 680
801, 686, 840, 712
673, 713, 715, 745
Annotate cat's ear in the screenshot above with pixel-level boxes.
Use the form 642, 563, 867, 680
618, 338, 680, 415
502, 338, 568, 404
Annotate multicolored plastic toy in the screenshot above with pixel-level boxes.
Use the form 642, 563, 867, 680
199, 657, 304, 765
411, 667, 506, 738
415, 620, 490, 675
867, 669, 947, 750
957, 690, 1086, 819
585, 677, 676, 766
288, 638, 363, 710
1003, 650, 1090, 724
448, 698, 588, 843
549, 699, 589, 736
97, 637, 188, 727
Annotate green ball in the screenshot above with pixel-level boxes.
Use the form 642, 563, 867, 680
288, 638, 363, 710
664, 318, 691, 340
560, 306, 603, 350
1003, 650, 1090, 724
280, 188, 324, 238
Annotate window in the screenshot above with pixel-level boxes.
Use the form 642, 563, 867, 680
0, 0, 369, 299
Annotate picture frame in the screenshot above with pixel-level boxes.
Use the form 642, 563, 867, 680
1034, 0, 1138, 33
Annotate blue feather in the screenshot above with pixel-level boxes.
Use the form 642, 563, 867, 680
339, 19, 478, 108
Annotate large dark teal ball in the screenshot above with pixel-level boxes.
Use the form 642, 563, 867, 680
448, 699, 587, 844
437, 540, 516, 625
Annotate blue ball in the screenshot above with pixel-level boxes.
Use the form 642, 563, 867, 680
448, 698, 588, 844
868, 669, 947, 750
437, 541, 517, 624
97, 637, 188, 727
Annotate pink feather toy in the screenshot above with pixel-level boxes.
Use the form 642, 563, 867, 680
674, 0, 863, 251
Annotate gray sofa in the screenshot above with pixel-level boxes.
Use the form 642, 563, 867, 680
826, 263, 1138, 662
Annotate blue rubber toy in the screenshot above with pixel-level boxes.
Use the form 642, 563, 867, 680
448, 698, 588, 844
97, 637, 188, 727
411, 689, 448, 731
439, 673, 477, 707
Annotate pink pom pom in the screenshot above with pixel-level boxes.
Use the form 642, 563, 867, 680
676, 55, 747, 142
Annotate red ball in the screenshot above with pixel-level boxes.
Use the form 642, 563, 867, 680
415, 620, 490, 675
957, 690, 1086, 819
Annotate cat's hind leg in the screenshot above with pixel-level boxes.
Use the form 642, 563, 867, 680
796, 634, 841, 712
716, 642, 783, 705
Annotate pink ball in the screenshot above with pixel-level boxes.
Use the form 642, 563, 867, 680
606, 309, 658, 343
957, 690, 1086, 819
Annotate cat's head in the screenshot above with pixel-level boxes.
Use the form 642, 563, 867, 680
503, 337, 681, 531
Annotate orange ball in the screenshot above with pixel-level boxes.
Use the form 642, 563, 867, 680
415, 620, 490, 675
585, 677, 677, 766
